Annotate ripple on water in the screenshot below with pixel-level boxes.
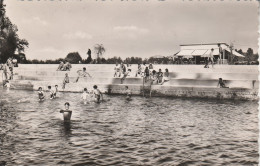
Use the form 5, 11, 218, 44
0, 89, 258, 165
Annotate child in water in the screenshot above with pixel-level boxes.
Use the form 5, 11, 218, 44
93, 85, 103, 103
125, 86, 132, 100
53, 85, 58, 98
38, 87, 45, 101
81, 88, 89, 104
60, 102, 72, 122
48, 86, 55, 99
217, 78, 229, 88
4, 80, 10, 88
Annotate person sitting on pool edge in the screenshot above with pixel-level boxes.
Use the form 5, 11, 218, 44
217, 78, 229, 88
48, 86, 55, 99
38, 87, 45, 101
60, 102, 72, 122
93, 85, 103, 103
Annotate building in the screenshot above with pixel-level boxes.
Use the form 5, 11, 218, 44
175, 43, 244, 64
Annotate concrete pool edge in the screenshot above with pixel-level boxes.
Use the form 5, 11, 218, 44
7, 81, 259, 101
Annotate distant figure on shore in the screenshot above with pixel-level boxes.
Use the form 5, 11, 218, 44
93, 85, 103, 103
2, 63, 8, 80
81, 88, 90, 104
6, 58, 13, 80
218, 44, 223, 63
62, 73, 69, 90
86, 49, 92, 64
48, 86, 55, 99
125, 86, 132, 100
54, 85, 58, 98
57, 61, 64, 71
114, 63, 121, 77
217, 78, 229, 88
60, 102, 72, 122
75, 67, 92, 83
160, 68, 170, 85
141, 62, 146, 76
38, 87, 45, 101
208, 48, 215, 68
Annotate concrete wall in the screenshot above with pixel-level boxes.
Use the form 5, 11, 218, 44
1, 64, 258, 100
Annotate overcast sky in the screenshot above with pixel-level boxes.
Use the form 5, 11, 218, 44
5, 0, 259, 60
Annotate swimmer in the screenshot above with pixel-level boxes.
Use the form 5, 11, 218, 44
217, 78, 229, 88
60, 102, 72, 122
38, 87, 45, 101
125, 86, 132, 100
81, 88, 90, 104
53, 85, 58, 98
121, 69, 131, 84
4, 80, 10, 88
93, 85, 103, 103
48, 86, 55, 99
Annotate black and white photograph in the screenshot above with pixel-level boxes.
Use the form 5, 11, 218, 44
0, 0, 259, 165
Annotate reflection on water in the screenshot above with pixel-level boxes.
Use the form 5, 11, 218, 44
0, 88, 258, 166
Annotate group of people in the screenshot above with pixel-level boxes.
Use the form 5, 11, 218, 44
0, 57, 16, 87
114, 62, 170, 85
57, 61, 72, 71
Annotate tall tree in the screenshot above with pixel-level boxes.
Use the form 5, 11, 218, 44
94, 44, 106, 59
0, 0, 29, 63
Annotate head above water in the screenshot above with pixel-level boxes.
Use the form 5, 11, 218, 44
84, 88, 87, 91
211, 48, 214, 51
64, 102, 70, 109
125, 86, 128, 89
83, 67, 86, 71
55, 85, 58, 87
159, 69, 162, 72
48, 86, 51, 89
93, 85, 98, 89
65, 73, 68, 76
38, 87, 42, 91
165, 68, 169, 72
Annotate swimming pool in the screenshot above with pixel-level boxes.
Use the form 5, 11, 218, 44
0, 88, 258, 165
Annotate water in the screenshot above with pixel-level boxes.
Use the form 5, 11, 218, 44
0, 88, 258, 166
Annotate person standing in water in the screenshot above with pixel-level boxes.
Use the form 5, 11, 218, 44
62, 73, 69, 90
93, 85, 103, 103
60, 102, 72, 122
81, 88, 90, 104
53, 85, 58, 98
48, 86, 55, 99
38, 87, 45, 101
125, 86, 132, 100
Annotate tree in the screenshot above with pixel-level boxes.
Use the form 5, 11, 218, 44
65, 52, 82, 64
0, 0, 29, 63
94, 44, 106, 59
246, 48, 253, 64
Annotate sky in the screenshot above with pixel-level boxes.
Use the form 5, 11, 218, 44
4, 0, 259, 60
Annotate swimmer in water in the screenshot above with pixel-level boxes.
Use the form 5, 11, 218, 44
4, 80, 10, 88
81, 88, 89, 104
38, 87, 45, 101
93, 85, 103, 103
53, 85, 58, 98
125, 86, 132, 100
60, 102, 72, 122
48, 86, 54, 99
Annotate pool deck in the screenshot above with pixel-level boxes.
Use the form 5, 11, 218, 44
0, 64, 259, 100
